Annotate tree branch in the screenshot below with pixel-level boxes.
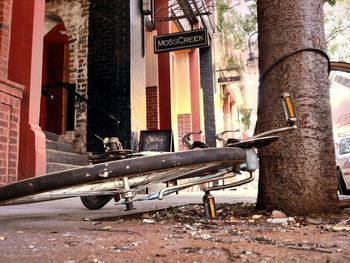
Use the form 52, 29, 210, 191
326, 25, 350, 44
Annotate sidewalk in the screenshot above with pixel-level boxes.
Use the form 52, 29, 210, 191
0, 184, 257, 220
1, 187, 350, 263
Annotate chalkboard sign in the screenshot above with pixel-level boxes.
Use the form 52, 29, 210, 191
139, 130, 174, 152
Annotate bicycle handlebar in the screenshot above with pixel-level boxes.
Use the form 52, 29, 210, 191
182, 130, 203, 149
215, 129, 240, 144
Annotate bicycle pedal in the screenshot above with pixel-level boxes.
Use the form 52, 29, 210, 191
202, 190, 217, 222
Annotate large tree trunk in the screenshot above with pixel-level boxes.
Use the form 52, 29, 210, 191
255, 0, 339, 214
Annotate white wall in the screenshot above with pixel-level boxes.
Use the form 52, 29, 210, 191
130, 1, 147, 149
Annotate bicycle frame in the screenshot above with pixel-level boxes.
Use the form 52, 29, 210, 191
0, 93, 297, 212
180, 92, 297, 193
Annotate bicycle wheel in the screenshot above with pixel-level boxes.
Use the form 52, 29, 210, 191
80, 195, 114, 210
0, 147, 246, 206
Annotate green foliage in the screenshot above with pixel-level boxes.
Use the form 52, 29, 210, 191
227, 56, 243, 71
216, 0, 230, 33
216, 0, 257, 70
324, 0, 350, 61
216, 0, 257, 49
238, 105, 253, 130
241, 2, 257, 33
324, 0, 337, 6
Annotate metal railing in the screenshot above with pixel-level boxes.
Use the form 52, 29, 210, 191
42, 83, 120, 125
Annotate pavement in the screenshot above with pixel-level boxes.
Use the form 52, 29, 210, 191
0, 184, 257, 262
2, 182, 350, 263
0, 185, 257, 222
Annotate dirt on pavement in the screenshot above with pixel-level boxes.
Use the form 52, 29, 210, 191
1, 202, 350, 262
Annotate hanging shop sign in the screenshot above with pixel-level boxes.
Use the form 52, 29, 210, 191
154, 29, 208, 54
218, 76, 241, 83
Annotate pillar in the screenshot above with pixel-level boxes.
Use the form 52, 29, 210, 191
8, 0, 46, 179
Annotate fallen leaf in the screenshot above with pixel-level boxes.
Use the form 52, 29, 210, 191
100, 225, 112, 230
230, 216, 238, 224
288, 217, 297, 224
252, 214, 263, 220
200, 234, 212, 240
332, 226, 350, 232
142, 213, 152, 219
271, 210, 287, 218
305, 217, 323, 225
184, 224, 197, 231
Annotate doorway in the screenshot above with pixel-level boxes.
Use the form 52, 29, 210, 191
40, 23, 74, 134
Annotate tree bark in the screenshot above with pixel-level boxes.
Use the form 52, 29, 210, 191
255, 0, 339, 214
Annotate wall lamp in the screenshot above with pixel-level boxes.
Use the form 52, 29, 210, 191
247, 31, 258, 67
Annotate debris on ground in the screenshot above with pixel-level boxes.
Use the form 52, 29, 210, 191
145, 202, 350, 230
1, 202, 350, 262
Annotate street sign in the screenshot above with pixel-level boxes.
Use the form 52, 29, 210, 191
218, 76, 241, 83
154, 29, 208, 54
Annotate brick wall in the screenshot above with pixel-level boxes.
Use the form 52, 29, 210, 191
45, 0, 89, 153
146, 86, 159, 130
0, 0, 12, 79
177, 113, 191, 151
0, 79, 23, 184
87, 0, 131, 152
0, 0, 24, 183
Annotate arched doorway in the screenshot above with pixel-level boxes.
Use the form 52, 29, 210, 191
40, 23, 74, 135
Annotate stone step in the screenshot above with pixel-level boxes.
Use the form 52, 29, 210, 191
46, 149, 88, 166
44, 131, 60, 142
46, 162, 83, 174
46, 139, 74, 153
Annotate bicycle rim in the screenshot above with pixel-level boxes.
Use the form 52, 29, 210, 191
0, 147, 246, 205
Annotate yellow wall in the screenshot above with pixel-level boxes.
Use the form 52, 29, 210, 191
170, 51, 191, 151
146, 30, 159, 87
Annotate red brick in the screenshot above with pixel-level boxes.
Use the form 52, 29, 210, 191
8, 175, 17, 183
146, 86, 159, 130
177, 114, 192, 151
0, 84, 20, 181
8, 168, 16, 176
8, 160, 15, 167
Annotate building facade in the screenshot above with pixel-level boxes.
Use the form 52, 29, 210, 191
0, 0, 219, 181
